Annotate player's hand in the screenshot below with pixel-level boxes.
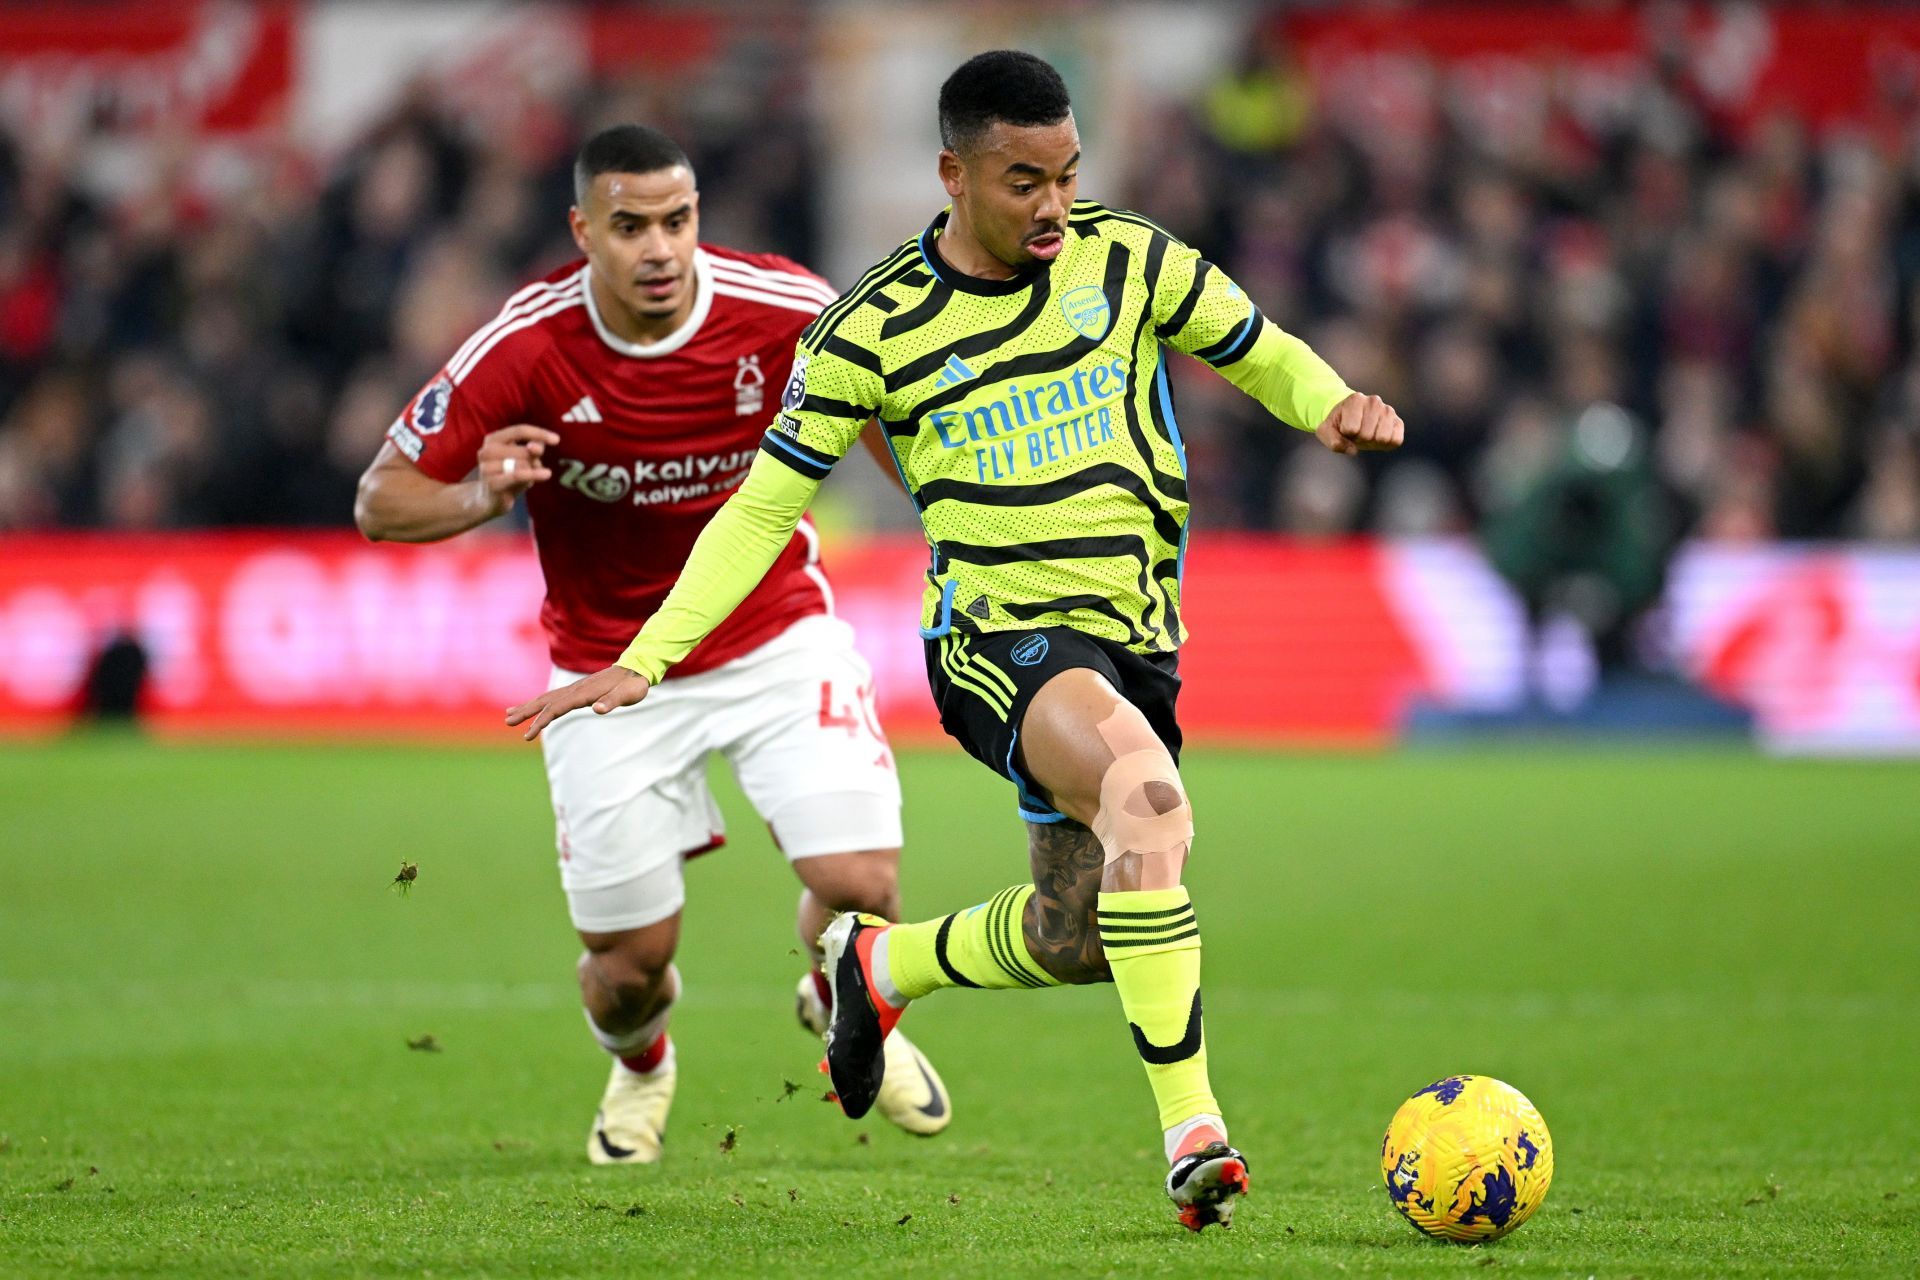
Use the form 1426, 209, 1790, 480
1314, 393, 1404, 456
505, 665, 651, 741
478, 425, 560, 509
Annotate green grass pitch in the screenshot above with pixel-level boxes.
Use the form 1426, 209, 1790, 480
2, 737, 1916, 1277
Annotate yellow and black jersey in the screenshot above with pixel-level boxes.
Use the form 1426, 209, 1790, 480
761, 199, 1347, 653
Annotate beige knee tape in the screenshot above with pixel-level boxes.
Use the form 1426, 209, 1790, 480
1091, 748, 1193, 863
1089, 702, 1192, 864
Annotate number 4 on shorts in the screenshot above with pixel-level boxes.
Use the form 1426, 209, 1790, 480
818, 682, 860, 736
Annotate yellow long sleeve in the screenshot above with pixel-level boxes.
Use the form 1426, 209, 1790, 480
615, 451, 821, 682
1214, 320, 1353, 433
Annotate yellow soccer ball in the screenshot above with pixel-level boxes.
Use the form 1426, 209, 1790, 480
1380, 1074, 1553, 1242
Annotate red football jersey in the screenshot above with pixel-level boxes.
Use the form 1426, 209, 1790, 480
388, 247, 841, 675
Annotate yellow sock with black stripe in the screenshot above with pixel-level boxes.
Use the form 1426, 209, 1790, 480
883, 885, 1063, 999
1098, 886, 1220, 1131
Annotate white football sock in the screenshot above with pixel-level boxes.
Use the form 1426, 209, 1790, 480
869, 929, 906, 1008
1164, 1112, 1228, 1164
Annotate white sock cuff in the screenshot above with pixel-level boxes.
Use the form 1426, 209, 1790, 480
869, 929, 905, 1008
585, 963, 680, 1056
1164, 1112, 1228, 1164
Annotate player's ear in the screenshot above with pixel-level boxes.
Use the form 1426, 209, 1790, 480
567, 206, 591, 257
937, 149, 966, 199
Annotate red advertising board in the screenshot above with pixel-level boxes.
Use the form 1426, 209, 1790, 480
1282, 4, 1920, 141
0, 2, 294, 136
3, 533, 1918, 752
0, 533, 1432, 744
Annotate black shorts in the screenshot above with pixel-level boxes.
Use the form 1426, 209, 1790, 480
923, 626, 1182, 823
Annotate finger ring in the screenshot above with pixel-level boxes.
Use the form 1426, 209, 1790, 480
502, 457, 516, 477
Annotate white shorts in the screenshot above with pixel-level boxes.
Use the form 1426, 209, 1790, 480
541, 615, 903, 934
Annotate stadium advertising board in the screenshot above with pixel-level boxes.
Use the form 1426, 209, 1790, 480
1, 534, 1915, 753
1284, 4, 1920, 142
0, 2, 294, 137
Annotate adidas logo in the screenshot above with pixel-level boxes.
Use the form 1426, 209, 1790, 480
931, 354, 977, 389
966, 594, 992, 620
561, 395, 603, 424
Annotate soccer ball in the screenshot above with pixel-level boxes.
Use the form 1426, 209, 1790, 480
1380, 1074, 1553, 1242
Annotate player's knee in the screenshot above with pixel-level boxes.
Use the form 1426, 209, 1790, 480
581, 935, 675, 1013
796, 849, 900, 917
1138, 778, 1184, 815
835, 860, 900, 917
1093, 749, 1193, 864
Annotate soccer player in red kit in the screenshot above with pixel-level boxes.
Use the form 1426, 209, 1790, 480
354, 124, 950, 1164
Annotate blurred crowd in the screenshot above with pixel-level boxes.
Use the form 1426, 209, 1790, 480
0, 54, 815, 530
1142, 27, 1920, 545
2, 14, 1918, 545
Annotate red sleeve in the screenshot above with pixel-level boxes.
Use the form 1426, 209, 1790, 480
386, 332, 538, 484
731, 249, 835, 294
715, 249, 832, 368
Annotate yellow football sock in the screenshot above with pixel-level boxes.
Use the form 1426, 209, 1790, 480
885, 885, 1062, 999
1098, 886, 1220, 1131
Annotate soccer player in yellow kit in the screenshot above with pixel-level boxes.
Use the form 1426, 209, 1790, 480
510, 51, 1404, 1229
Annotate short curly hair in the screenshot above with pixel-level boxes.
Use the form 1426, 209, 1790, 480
938, 51, 1072, 154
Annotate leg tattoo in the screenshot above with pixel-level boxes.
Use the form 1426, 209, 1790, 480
1024, 819, 1111, 984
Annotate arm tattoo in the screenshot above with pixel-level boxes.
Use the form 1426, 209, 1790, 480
1023, 819, 1111, 984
